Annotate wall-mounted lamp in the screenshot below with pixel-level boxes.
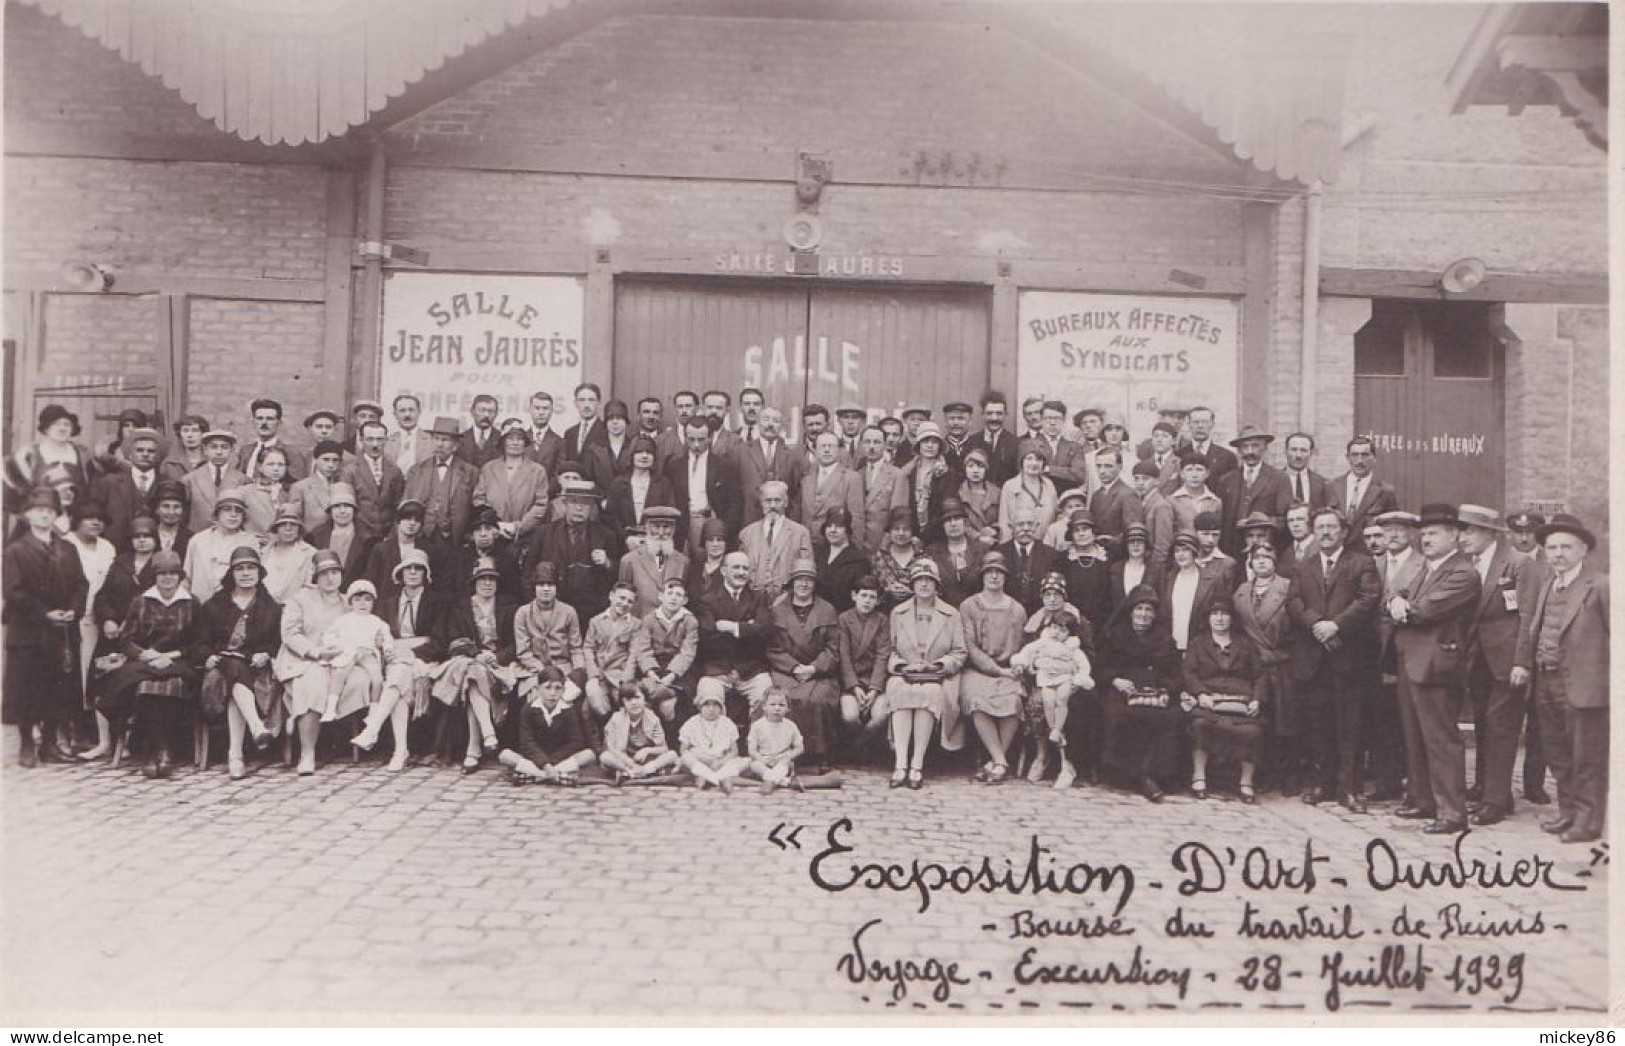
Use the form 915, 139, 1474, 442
61, 261, 114, 292
1440, 257, 1487, 295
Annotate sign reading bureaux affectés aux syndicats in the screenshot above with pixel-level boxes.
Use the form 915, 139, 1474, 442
1017, 290, 1239, 439
380, 272, 586, 426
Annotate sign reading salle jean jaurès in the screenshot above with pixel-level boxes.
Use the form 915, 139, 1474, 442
1017, 291, 1239, 438
380, 272, 586, 426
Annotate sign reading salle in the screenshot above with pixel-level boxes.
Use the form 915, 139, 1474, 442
380, 273, 585, 427
1017, 290, 1239, 440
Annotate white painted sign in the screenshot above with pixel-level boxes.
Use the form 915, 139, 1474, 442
380, 273, 585, 428
1017, 291, 1239, 440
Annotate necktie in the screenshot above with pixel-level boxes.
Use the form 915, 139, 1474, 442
655, 551, 665, 571
213, 465, 223, 490
1246, 466, 1257, 487
400, 595, 415, 636
1294, 472, 1304, 503
765, 441, 775, 468
767, 518, 777, 547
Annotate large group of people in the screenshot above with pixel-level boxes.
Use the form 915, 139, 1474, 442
1, 386, 1609, 842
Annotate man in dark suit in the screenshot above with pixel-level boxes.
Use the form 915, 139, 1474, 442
1183, 406, 1237, 480
1389, 504, 1482, 834
1216, 425, 1291, 557
92, 426, 163, 548
964, 393, 1019, 488
522, 390, 566, 481
238, 397, 311, 482
563, 382, 608, 461
1281, 432, 1332, 511
693, 550, 777, 732
996, 506, 1059, 613
401, 417, 481, 547
1087, 448, 1145, 551
1023, 401, 1089, 489
665, 418, 743, 551
1297, 506, 1382, 813
1455, 505, 1536, 825
524, 478, 619, 627
455, 394, 503, 468
350, 421, 405, 543
736, 407, 802, 527
654, 389, 700, 473
1327, 436, 1398, 549
1511, 513, 1609, 844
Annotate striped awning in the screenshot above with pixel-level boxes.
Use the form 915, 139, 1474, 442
20, 0, 1348, 183
18, 0, 576, 145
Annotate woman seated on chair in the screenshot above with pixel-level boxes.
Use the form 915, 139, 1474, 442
271, 549, 349, 776
97, 550, 201, 780
352, 548, 443, 772
428, 561, 519, 775
195, 544, 283, 780
1181, 596, 1267, 804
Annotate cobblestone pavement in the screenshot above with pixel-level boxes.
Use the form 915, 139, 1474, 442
1, 744, 1609, 1024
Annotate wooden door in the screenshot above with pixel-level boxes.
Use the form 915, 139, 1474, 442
1354, 300, 1504, 510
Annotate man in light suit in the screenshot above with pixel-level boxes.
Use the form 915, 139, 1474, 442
1389, 504, 1482, 834
1216, 425, 1292, 557
1328, 436, 1399, 550
616, 506, 688, 616
1511, 513, 1609, 844
285, 440, 349, 534
1297, 507, 1382, 813
799, 431, 866, 538
738, 480, 813, 601
855, 425, 905, 551
402, 417, 481, 547
1281, 432, 1332, 511
737, 407, 802, 528
385, 393, 434, 473
180, 429, 249, 535
1455, 505, 1536, 825
473, 422, 551, 545
349, 420, 405, 543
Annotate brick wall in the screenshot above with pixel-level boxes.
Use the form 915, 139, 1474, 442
1558, 305, 1608, 534
186, 299, 328, 446
4, 156, 327, 282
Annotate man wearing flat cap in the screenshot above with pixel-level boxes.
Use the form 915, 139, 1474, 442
180, 429, 249, 533
940, 401, 975, 473
286, 439, 351, 533
1388, 504, 1482, 834
402, 417, 481, 547
1216, 425, 1291, 558
1455, 504, 1537, 825
1511, 513, 1609, 844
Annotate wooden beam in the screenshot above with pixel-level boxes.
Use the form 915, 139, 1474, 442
324, 169, 360, 410
387, 138, 1251, 195
6, 270, 324, 301
1320, 266, 1607, 306
2, 123, 357, 166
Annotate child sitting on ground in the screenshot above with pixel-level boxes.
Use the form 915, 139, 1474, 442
319, 580, 396, 722
747, 687, 806, 792
678, 689, 746, 792
1010, 609, 1094, 790
500, 665, 597, 785
600, 682, 679, 782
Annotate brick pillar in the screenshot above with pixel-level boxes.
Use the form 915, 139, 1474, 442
1495, 304, 1570, 515
1314, 297, 1370, 476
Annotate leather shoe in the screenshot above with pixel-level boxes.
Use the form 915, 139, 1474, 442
1470, 804, 1509, 826
1141, 777, 1165, 804
1540, 816, 1575, 835
1524, 788, 1552, 805
1394, 804, 1435, 820
1421, 819, 1467, 835
1300, 785, 1326, 805
1465, 783, 1483, 803
1339, 792, 1368, 814
1560, 827, 1602, 845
